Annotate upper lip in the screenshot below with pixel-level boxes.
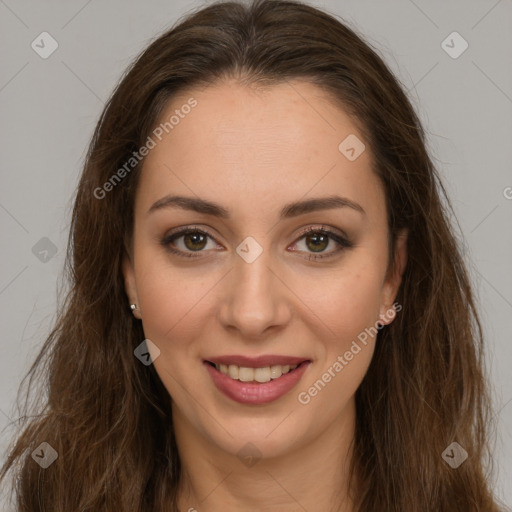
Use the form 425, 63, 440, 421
205, 355, 310, 368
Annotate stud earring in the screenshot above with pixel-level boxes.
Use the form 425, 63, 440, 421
130, 304, 138, 311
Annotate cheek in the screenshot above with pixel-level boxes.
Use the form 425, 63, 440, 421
297, 341, 374, 431
305, 264, 385, 342
298, 260, 384, 391
297, 269, 382, 416
133, 249, 215, 350
134, 258, 216, 404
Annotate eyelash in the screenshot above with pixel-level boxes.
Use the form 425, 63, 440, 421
160, 225, 353, 261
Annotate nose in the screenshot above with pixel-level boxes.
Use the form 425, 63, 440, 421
217, 245, 292, 340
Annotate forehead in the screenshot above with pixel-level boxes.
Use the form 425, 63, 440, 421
135, 79, 384, 222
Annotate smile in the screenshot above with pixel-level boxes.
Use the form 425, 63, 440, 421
209, 362, 298, 382
204, 358, 311, 405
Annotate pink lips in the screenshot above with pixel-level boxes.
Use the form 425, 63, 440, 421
203, 356, 311, 405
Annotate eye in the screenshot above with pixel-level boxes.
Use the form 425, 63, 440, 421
160, 226, 219, 258
289, 225, 353, 261
160, 224, 353, 260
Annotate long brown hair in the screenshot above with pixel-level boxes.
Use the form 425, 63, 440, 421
1, 0, 503, 510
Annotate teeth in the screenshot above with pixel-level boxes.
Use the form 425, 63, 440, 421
214, 363, 298, 382
254, 367, 270, 383
228, 364, 239, 379
239, 367, 254, 382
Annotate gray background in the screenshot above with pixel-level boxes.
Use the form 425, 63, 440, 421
0, 0, 511, 508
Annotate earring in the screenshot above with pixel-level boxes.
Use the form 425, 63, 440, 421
130, 303, 142, 320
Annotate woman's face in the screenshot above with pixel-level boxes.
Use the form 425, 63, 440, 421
123, 78, 406, 460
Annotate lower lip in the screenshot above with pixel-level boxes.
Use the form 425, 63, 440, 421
204, 361, 311, 405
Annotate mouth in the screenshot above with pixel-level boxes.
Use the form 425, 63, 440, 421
204, 360, 309, 383
203, 356, 312, 405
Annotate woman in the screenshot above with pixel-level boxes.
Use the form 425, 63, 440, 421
0, 0, 504, 510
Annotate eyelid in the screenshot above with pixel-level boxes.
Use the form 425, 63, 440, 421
294, 224, 350, 243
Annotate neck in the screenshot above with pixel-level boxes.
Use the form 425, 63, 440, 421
174, 400, 357, 512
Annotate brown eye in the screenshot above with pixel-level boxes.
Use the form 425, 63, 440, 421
304, 231, 330, 252
291, 226, 353, 261
161, 228, 218, 258
160, 225, 353, 261
182, 231, 208, 251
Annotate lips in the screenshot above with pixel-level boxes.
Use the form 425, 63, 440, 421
203, 354, 312, 404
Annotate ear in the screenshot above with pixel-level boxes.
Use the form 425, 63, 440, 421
122, 251, 142, 319
378, 228, 408, 325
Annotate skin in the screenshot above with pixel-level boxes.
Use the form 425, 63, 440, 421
123, 78, 407, 512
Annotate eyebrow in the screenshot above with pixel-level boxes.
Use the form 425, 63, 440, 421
147, 194, 366, 218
